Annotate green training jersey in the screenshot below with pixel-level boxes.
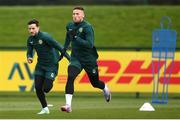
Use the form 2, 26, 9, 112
64, 20, 98, 62
27, 31, 70, 67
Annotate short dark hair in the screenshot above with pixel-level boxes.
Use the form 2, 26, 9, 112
73, 6, 84, 11
28, 19, 39, 26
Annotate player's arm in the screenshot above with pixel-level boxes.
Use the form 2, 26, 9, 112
64, 25, 71, 50
26, 38, 34, 64
74, 25, 94, 48
59, 30, 71, 61
44, 35, 70, 61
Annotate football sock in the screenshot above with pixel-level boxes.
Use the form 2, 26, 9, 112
65, 94, 73, 106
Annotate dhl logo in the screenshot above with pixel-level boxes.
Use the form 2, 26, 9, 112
58, 60, 180, 85
7, 60, 180, 84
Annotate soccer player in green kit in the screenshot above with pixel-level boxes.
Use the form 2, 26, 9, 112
60, 6, 111, 113
26, 19, 70, 114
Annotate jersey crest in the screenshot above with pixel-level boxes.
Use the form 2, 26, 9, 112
38, 39, 43, 44
92, 68, 97, 74
79, 27, 83, 33
51, 73, 54, 78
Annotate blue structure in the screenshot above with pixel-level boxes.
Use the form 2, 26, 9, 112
152, 16, 176, 104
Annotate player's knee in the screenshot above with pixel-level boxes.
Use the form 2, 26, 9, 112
66, 71, 78, 84
34, 75, 44, 91
44, 84, 53, 93
44, 79, 53, 93
44, 85, 53, 93
68, 65, 80, 78
44, 88, 51, 93
88, 73, 101, 88
91, 80, 99, 88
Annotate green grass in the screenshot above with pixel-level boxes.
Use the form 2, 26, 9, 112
0, 92, 180, 119
0, 6, 180, 48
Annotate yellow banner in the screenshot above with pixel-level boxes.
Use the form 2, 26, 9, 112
0, 51, 180, 93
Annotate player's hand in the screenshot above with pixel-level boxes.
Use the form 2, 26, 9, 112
58, 54, 63, 61
27, 58, 33, 64
59, 48, 66, 61
69, 29, 77, 39
61, 48, 66, 55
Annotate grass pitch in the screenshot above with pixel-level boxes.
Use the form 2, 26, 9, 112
0, 6, 180, 48
0, 92, 180, 119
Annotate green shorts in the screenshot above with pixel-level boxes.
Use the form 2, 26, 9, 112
69, 57, 98, 74
34, 63, 59, 80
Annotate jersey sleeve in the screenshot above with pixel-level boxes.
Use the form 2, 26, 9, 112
75, 25, 94, 48
64, 25, 71, 49
44, 34, 70, 61
26, 37, 34, 59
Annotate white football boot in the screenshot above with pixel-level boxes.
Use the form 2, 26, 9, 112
37, 107, 50, 114
103, 84, 111, 102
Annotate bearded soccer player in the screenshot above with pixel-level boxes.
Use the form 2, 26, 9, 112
60, 6, 111, 113
26, 19, 70, 114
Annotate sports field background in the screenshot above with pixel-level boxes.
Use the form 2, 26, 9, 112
0, 92, 180, 119
0, 6, 180, 48
0, 5, 180, 119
